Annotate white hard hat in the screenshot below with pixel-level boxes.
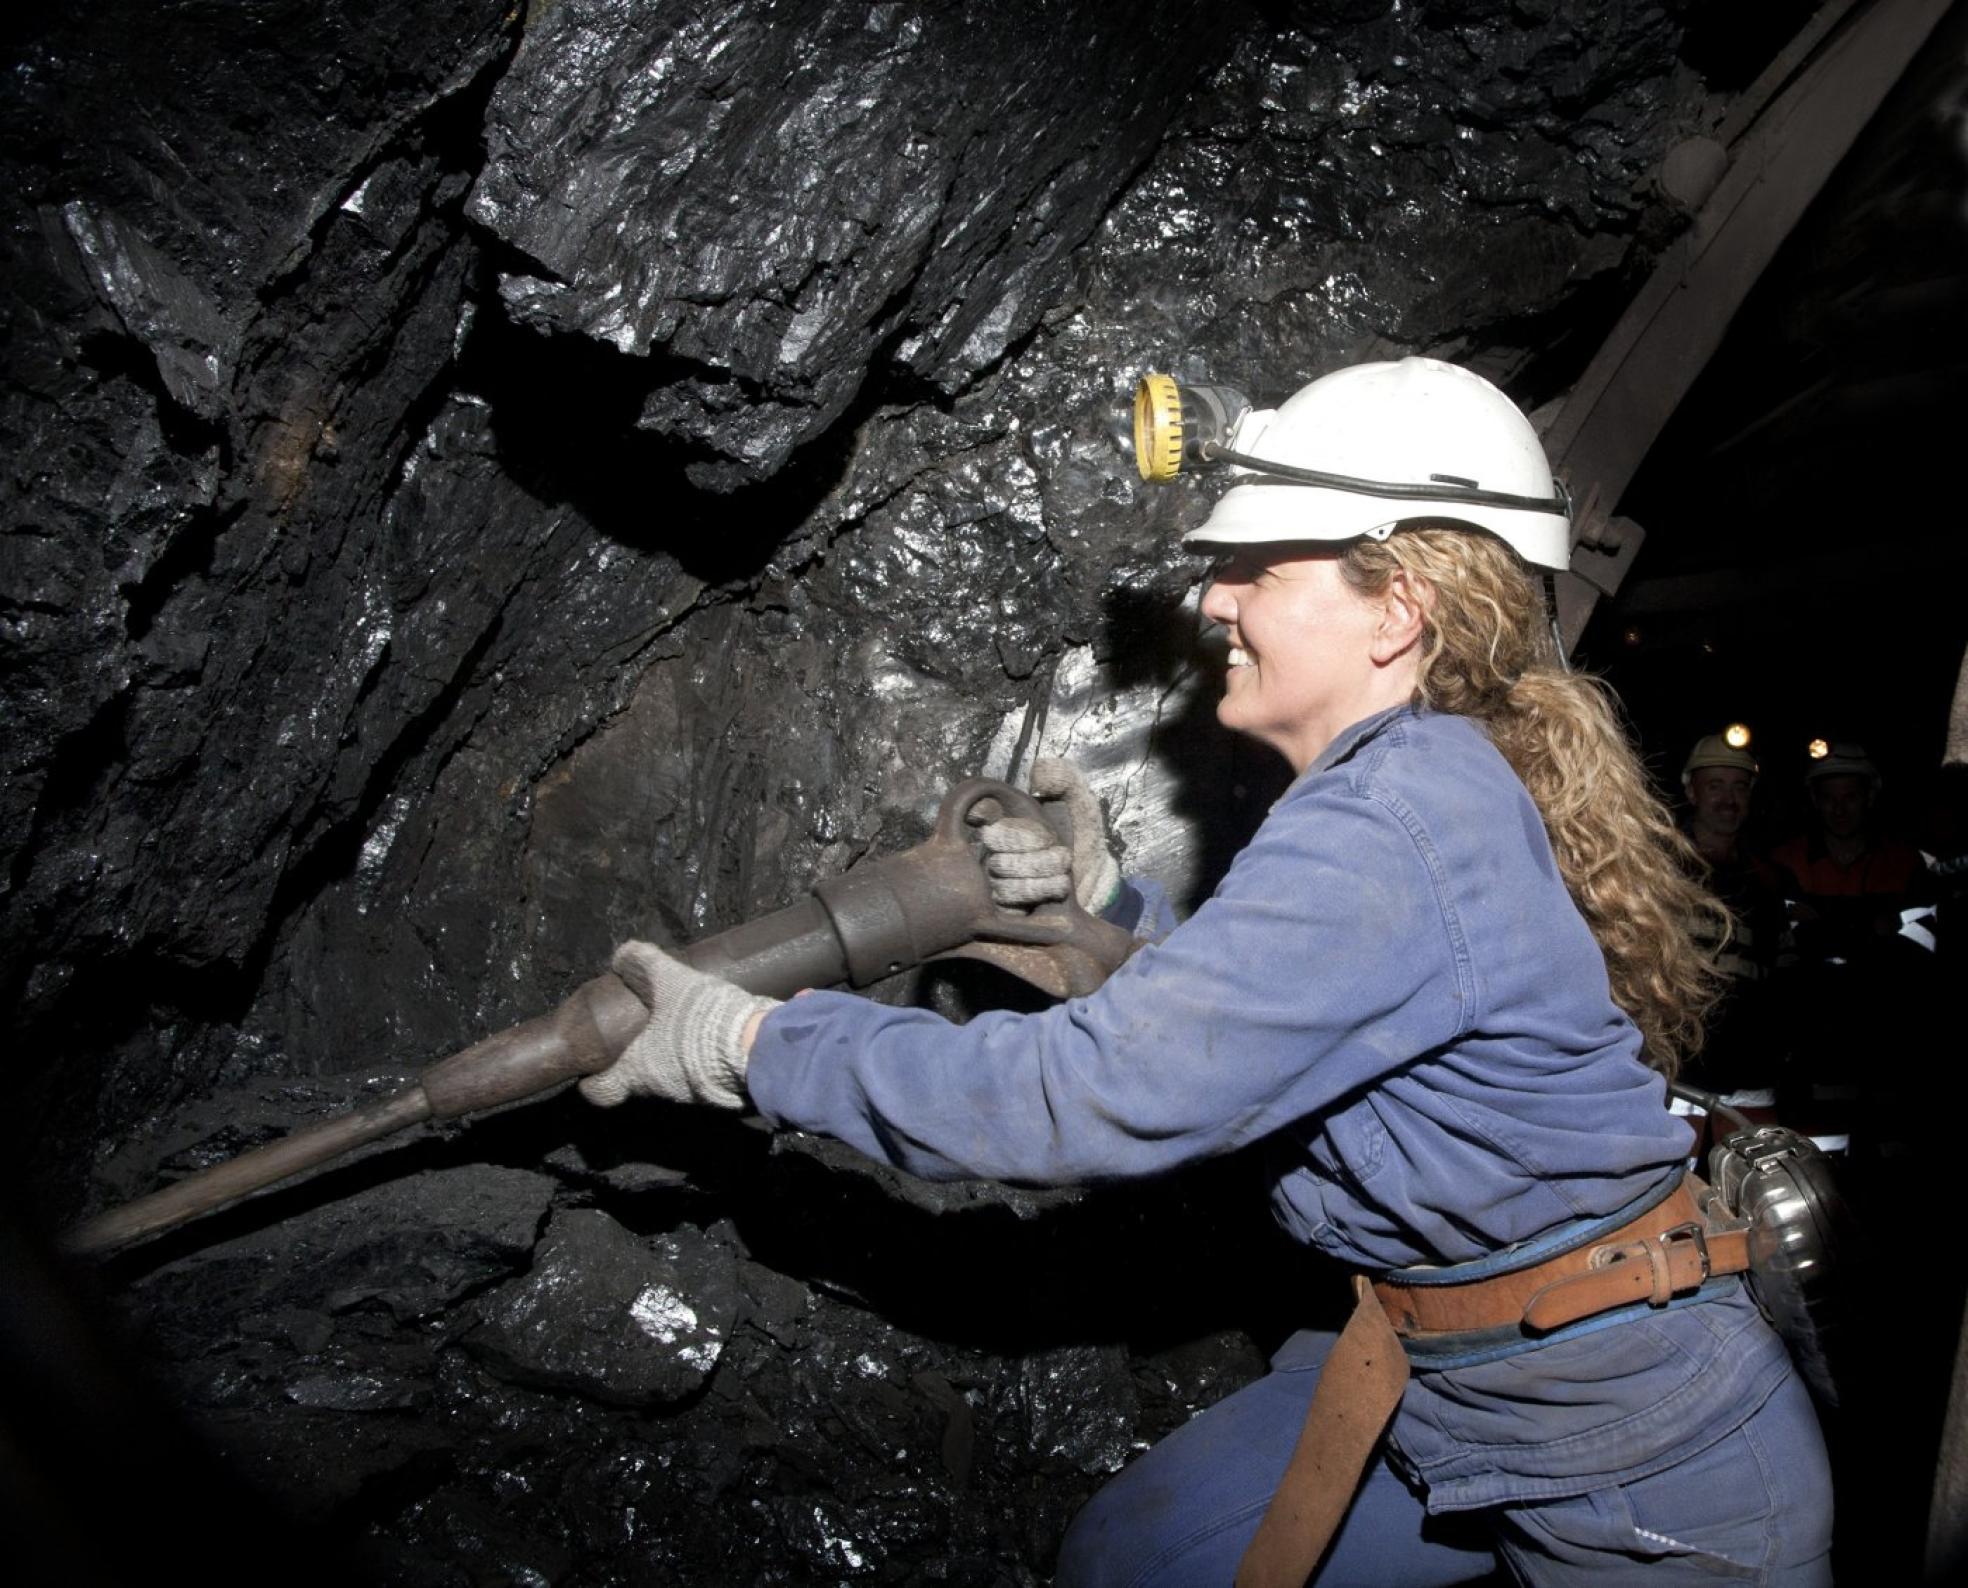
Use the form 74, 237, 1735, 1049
1178, 358, 1572, 570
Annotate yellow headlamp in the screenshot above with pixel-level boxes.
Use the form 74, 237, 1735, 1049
1133, 374, 1185, 481
1131, 373, 1253, 482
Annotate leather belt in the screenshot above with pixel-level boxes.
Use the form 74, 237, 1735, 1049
1235, 1178, 1750, 1588
1372, 1179, 1750, 1338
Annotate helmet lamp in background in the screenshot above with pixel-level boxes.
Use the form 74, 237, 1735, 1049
1682, 733, 1759, 792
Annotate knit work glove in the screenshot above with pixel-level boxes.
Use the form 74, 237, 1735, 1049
578, 941, 781, 1111
972, 757, 1121, 914
974, 809, 1074, 907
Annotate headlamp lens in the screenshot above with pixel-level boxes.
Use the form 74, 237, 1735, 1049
1134, 374, 1185, 482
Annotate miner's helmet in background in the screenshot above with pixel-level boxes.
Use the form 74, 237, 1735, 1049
1805, 742, 1880, 788
1682, 734, 1760, 795
1132, 357, 1573, 570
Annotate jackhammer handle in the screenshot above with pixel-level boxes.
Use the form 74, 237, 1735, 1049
934, 776, 1047, 844
927, 777, 1138, 996
934, 778, 1078, 945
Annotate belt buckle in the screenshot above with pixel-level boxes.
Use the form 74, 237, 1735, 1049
1658, 1220, 1711, 1295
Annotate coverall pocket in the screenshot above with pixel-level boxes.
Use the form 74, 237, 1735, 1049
1503, 1426, 1775, 1582
1309, 1105, 1388, 1188
1618, 1427, 1775, 1579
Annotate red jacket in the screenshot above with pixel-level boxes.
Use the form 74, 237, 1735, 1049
1769, 833, 1926, 901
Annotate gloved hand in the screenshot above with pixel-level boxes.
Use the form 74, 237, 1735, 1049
578, 941, 781, 1111
972, 757, 1121, 914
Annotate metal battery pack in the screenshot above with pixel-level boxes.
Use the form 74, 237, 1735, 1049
1698, 1122, 1853, 1406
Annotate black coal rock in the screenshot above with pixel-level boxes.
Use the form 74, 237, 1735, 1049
123, 1158, 556, 1337
1004, 1344, 1143, 1478
470, 0, 1246, 487
464, 1207, 741, 1406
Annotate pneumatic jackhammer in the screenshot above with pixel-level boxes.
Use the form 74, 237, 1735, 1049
66, 777, 1135, 1256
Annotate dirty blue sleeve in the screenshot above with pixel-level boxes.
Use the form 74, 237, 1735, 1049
1102, 877, 1179, 942
746, 787, 1471, 1184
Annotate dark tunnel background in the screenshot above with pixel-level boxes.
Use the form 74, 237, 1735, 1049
4, 2, 1967, 1584
1591, 7, 1968, 843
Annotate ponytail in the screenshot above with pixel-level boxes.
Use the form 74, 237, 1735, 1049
1341, 529, 1727, 1077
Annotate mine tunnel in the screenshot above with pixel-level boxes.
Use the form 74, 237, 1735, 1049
5, 1, 1967, 1583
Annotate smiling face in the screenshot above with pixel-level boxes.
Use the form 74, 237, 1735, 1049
1198, 545, 1423, 773
1687, 766, 1754, 846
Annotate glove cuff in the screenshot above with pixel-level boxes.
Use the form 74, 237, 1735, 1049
672, 971, 779, 1110
669, 968, 775, 1101
595, 941, 780, 1111
1079, 851, 1123, 916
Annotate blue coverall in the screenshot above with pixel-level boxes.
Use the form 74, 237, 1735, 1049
749, 703, 1833, 1584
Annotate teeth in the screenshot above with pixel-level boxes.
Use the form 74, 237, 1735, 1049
1227, 647, 1253, 668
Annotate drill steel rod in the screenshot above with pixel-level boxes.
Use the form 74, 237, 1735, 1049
64, 1089, 435, 1256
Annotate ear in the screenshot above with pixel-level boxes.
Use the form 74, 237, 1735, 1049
1369, 570, 1427, 665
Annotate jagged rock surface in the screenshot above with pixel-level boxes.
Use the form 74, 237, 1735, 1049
2, 0, 525, 1148
471, 0, 1244, 487
100, 1074, 1300, 1581
2, 1, 1811, 1580
464, 1209, 741, 1406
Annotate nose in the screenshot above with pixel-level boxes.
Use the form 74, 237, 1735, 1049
1200, 577, 1238, 627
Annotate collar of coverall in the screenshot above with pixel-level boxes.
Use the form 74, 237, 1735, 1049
1292, 700, 1421, 790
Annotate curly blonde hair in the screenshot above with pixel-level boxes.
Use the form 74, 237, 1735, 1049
1340, 527, 1727, 1078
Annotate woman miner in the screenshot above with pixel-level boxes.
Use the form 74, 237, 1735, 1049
579, 358, 1833, 1584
